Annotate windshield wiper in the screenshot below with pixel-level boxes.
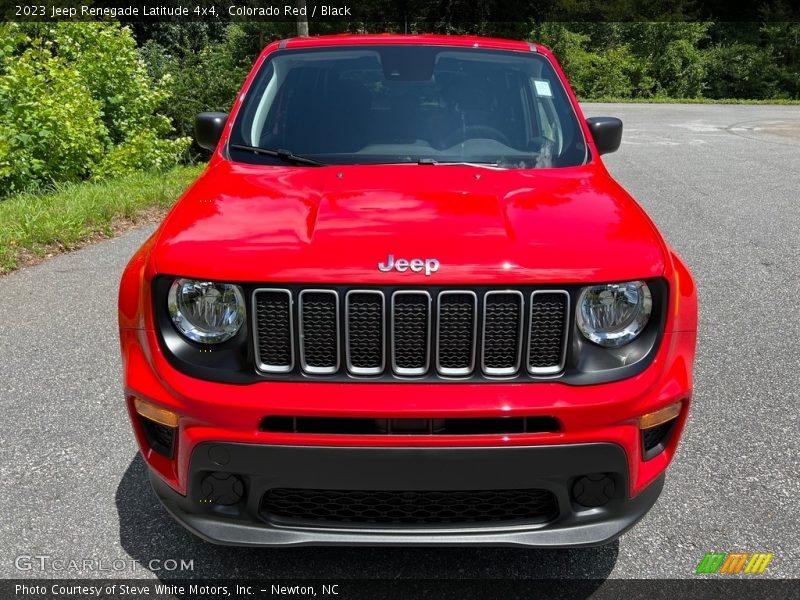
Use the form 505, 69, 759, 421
417, 158, 503, 169
230, 144, 326, 167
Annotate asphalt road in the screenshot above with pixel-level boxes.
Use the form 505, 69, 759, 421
1, 104, 798, 582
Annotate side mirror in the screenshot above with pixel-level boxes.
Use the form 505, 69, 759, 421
195, 112, 228, 152
586, 117, 623, 155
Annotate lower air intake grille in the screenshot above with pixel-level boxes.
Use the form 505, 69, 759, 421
261, 487, 558, 526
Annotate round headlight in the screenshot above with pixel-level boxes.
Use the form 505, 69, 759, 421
577, 281, 652, 347
168, 279, 245, 344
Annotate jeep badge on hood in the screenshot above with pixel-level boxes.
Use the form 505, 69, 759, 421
378, 254, 440, 276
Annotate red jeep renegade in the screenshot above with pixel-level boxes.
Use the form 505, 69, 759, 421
118, 35, 697, 547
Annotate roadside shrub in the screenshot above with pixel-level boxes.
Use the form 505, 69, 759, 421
530, 22, 591, 84
577, 45, 639, 98
532, 24, 640, 99
154, 42, 248, 140
94, 124, 191, 180
704, 44, 782, 99
651, 39, 706, 98
760, 22, 800, 98
0, 22, 188, 196
52, 23, 173, 146
138, 24, 266, 142
0, 41, 105, 193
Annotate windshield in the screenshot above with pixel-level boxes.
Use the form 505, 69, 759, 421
229, 45, 587, 169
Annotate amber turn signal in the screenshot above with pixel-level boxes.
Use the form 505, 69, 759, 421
639, 402, 682, 430
134, 397, 179, 428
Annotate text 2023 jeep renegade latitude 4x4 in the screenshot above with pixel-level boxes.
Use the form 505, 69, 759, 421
119, 35, 697, 547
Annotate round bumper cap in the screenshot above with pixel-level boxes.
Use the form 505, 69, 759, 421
572, 474, 616, 507
201, 472, 245, 505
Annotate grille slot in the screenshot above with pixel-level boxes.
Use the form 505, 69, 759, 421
345, 291, 385, 375
436, 291, 477, 376
299, 290, 339, 374
253, 289, 293, 373
528, 291, 569, 375
482, 291, 524, 376
261, 487, 558, 526
391, 292, 431, 376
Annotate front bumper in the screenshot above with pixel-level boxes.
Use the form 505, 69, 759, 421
150, 442, 665, 547
122, 322, 693, 547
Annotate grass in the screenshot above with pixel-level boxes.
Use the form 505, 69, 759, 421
0, 164, 203, 275
582, 97, 800, 105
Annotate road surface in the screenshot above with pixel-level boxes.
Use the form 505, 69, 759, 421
1, 104, 798, 581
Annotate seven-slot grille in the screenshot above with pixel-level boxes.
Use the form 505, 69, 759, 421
252, 288, 569, 380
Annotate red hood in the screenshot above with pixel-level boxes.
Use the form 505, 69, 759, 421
153, 161, 666, 284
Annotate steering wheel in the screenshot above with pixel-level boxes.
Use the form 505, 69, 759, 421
443, 125, 511, 148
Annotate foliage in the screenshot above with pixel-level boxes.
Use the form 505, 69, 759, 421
94, 127, 193, 180
0, 22, 189, 196
0, 42, 105, 193
704, 43, 783, 100
1, 17, 798, 198
531, 22, 710, 99
528, 21, 799, 101
138, 22, 293, 146
140, 37, 248, 142
126, 21, 230, 57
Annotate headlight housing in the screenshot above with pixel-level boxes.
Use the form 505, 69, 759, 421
577, 280, 652, 347
168, 279, 245, 344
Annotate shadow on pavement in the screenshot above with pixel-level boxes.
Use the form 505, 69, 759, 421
117, 454, 618, 584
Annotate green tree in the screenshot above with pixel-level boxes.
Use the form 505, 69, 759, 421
0, 22, 189, 194
138, 22, 294, 148
704, 43, 782, 99
0, 41, 105, 192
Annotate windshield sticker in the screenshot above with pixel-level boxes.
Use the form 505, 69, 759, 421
534, 79, 553, 97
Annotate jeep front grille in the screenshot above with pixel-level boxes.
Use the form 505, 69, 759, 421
252, 287, 570, 380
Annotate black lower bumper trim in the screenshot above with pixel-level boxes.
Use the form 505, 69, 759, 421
149, 443, 665, 547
